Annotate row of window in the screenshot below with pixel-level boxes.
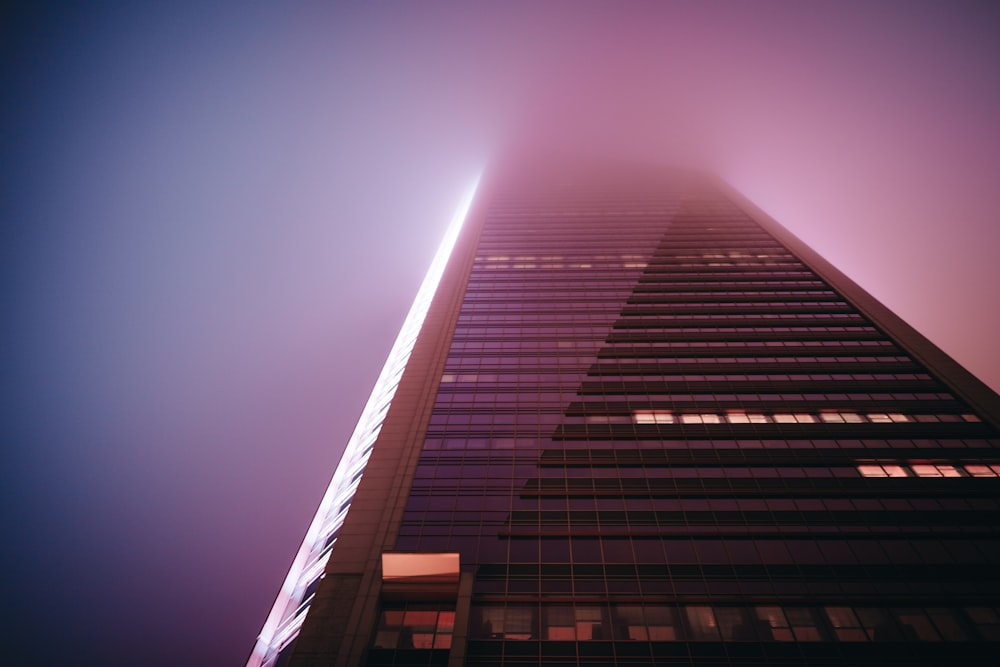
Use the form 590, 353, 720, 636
438, 391, 954, 403
455, 326, 880, 336
626, 304, 848, 315
620, 313, 865, 321
405, 495, 1000, 513
374, 608, 455, 650
858, 463, 1000, 478
628, 411, 980, 425
415, 464, 1000, 481
373, 604, 1000, 651
476, 262, 652, 270
421, 437, 999, 451
477, 254, 653, 262
598, 356, 910, 365
468, 603, 1000, 643
443, 373, 933, 384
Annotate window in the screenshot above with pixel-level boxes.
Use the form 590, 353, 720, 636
965, 607, 1000, 640
857, 464, 908, 478
685, 606, 721, 640
756, 607, 793, 641
471, 605, 535, 640
892, 608, 941, 641
910, 465, 962, 478
374, 606, 455, 650
825, 607, 869, 641
964, 465, 1000, 477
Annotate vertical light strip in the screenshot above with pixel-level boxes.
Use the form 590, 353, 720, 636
247, 174, 481, 667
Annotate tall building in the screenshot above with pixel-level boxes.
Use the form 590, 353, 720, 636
249, 160, 1000, 667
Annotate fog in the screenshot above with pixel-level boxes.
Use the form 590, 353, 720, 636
3, 2, 999, 664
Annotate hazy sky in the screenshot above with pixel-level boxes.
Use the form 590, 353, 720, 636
3, 2, 1000, 665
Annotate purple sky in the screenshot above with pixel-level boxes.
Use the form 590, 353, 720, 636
3, 2, 999, 665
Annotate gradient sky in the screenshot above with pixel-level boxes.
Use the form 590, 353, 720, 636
3, 2, 999, 665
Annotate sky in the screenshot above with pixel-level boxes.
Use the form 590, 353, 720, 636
3, 2, 999, 665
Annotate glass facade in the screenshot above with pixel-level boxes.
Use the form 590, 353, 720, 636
262, 163, 1000, 666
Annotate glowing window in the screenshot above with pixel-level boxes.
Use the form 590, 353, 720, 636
857, 465, 908, 478
544, 606, 575, 640
680, 414, 721, 424
634, 411, 674, 425
965, 465, 1000, 477
867, 413, 892, 423
911, 465, 962, 478
962, 414, 982, 422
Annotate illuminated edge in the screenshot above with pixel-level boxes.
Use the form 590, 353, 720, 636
247, 175, 481, 667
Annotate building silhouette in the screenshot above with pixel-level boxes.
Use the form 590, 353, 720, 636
249, 160, 1000, 666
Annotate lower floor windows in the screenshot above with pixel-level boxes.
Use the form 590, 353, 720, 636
468, 602, 995, 643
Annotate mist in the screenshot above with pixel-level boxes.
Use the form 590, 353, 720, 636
3, 2, 999, 664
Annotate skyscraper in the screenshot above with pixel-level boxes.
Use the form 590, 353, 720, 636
249, 160, 1000, 667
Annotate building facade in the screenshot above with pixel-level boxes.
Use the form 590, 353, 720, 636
250, 161, 1000, 666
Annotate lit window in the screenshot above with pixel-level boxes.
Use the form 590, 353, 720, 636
374, 607, 455, 650
634, 411, 674, 425
685, 606, 721, 640
867, 413, 892, 423
965, 465, 1000, 477
644, 606, 679, 640
575, 606, 604, 640
756, 607, 793, 641
772, 414, 797, 423
911, 464, 962, 478
857, 465, 908, 478
681, 414, 722, 424
613, 605, 648, 640
962, 414, 982, 422
820, 413, 845, 423
544, 606, 575, 640
785, 608, 822, 641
